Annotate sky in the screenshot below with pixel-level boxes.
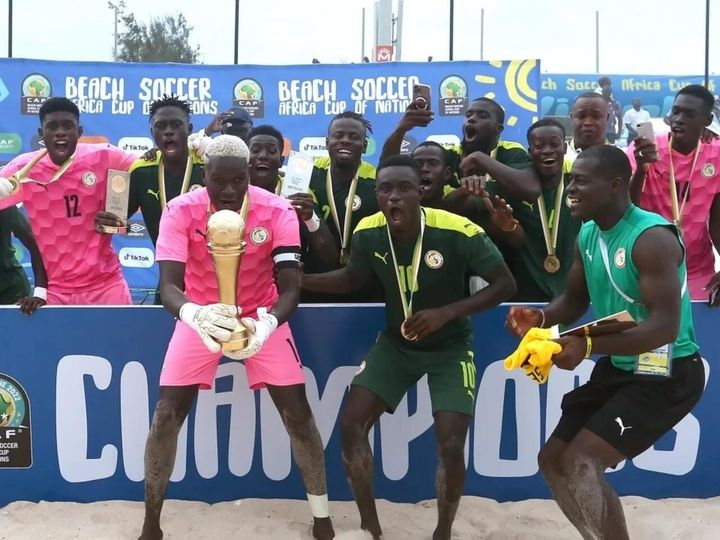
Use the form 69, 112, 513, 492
0, 0, 717, 75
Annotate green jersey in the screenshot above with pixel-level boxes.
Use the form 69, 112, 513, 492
487, 173, 581, 301
348, 207, 504, 349
449, 139, 534, 181
578, 204, 698, 370
0, 207, 31, 303
128, 151, 205, 245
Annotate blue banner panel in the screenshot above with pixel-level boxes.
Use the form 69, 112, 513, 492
0, 303, 717, 506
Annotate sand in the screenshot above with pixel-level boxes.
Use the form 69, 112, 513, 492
1, 496, 719, 539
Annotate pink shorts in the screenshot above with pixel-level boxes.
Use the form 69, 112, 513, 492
160, 321, 305, 390
47, 275, 132, 305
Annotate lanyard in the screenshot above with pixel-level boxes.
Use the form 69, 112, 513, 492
326, 167, 359, 260
8, 150, 75, 192
158, 154, 194, 209
667, 137, 701, 231
387, 211, 425, 319
274, 176, 283, 196
537, 178, 565, 257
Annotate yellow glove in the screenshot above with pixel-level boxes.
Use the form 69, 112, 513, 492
503, 327, 562, 384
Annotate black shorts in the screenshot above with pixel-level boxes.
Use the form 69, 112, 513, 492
551, 353, 705, 459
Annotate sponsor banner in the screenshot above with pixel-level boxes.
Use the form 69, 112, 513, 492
0, 304, 717, 506
541, 74, 720, 118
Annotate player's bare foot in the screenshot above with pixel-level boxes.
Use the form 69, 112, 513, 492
361, 522, 383, 539
312, 516, 335, 539
137, 524, 163, 540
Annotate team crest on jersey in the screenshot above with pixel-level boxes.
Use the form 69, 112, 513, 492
250, 226, 269, 245
188, 183, 203, 192
345, 195, 362, 211
614, 247, 626, 268
81, 171, 96, 187
701, 163, 716, 178
424, 250, 444, 269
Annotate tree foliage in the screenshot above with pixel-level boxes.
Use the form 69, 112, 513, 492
112, 1, 201, 63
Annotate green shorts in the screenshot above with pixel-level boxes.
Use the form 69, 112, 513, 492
352, 331, 477, 416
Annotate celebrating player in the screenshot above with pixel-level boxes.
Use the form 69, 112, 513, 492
302, 155, 516, 540
139, 135, 334, 540
0, 97, 136, 304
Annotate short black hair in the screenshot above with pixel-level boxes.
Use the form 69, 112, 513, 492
248, 125, 284, 152
472, 97, 505, 124
527, 118, 566, 142
376, 154, 421, 178
413, 140, 448, 162
597, 76, 611, 87
329, 111, 373, 135
676, 84, 715, 114
573, 92, 606, 104
577, 144, 631, 183
148, 94, 192, 120
39, 97, 80, 123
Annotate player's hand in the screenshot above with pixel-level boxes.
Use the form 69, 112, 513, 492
288, 193, 315, 222
632, 136, 658, 166
17, 290, 47, 315
506, 306, 543, 337
225, 307, 278, 360
401, 307, 452, 341
205, 112, 232, 136
459, 151, 490, 177
396, 100, 434, 133
483, 195, 518, 232
187, 132, 213, 159
704, 272, 720, 308
0, 177, 15, 199
460, 175, 487, 197
94, 211, 124, 233
140, 148, 158, 162
551, 336, 587, 371
179, 302, 240, 353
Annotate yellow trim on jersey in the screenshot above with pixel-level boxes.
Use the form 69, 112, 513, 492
354, 207, 484, 237
313, 155, 377, 179
129, 148, 204, 172
449, 139, 527, 158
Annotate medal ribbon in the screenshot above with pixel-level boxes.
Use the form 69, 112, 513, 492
536, 178, 565, 258
668, 136, 701, 230
158, 154, 194, 209
9, 150, 75, 189
387, 210, 425, 319
326, 167, 359, 257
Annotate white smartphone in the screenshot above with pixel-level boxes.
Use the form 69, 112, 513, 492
636, 121, 655, 141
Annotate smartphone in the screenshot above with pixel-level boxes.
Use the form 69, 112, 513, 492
709, 285, 719, 307
413, 84, 431, 111
636, 121, 655, 141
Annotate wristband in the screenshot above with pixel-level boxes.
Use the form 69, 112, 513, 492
304, 212, 321, 233
307, 493, 329, 518
33, 287, 47, 301
585, 336, 593, 358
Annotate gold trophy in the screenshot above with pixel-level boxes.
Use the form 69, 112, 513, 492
207, 209, 249, 352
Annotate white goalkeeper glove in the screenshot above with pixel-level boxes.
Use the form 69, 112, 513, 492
187, 132, 213, 160
0, 177, 14, 199
224, 307, 278, 360
179, 302, 239, 353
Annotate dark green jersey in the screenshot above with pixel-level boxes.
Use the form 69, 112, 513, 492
348, 207, 504, 349
0, 206, 31, 303
449, 140, 534, 177
304, 157, 382, 302
128, 151, 205, 245
486, 173, 581, 301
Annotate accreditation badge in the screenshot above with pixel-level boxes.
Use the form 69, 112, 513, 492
634, 344, 672, 376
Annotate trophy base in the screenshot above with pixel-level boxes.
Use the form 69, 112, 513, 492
100, 224, 127, 235
221, 321, 250, 352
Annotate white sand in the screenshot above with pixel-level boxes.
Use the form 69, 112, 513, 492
1, 496, 719, 539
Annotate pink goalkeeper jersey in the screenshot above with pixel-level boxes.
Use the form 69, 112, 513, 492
0, 144, 136, 291
155, 185, 300, 316
627, 134, 720, 299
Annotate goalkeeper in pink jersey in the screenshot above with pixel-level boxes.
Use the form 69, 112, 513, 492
0, 98, 136, 304
138, 135, 334, 540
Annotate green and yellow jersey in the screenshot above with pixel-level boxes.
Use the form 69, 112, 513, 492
449, 139, 534, 180
128, 151, 205, 245
348, 207, 504, 348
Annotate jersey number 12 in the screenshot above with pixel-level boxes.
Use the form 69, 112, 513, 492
64, 194, 81, 218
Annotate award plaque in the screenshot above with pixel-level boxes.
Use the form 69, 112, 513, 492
102, 169, 131, 234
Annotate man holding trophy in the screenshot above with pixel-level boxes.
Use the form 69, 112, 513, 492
139, 135, 334, 540
0, 97, 137, 304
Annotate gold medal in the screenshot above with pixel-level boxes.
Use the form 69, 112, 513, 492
339, 248, 349, 266
544, 254, 560, 274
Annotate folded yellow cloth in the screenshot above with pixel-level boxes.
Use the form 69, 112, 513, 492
504, 327, 562, 384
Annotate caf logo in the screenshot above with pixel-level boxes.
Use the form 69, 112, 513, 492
82, 172, 97, 187
0, 373, 32, 468
250, 226, 269, 245
701, 163, 716, 178
614, 247, 626, 268
425, 250, 444, 269
345, 195, 362, 211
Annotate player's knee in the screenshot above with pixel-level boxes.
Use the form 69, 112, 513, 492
150, 399, 187, 436
556, 448, 597, 483
339, 414, 367, 451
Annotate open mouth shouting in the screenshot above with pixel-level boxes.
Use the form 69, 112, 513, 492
163, 139, 181, 158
